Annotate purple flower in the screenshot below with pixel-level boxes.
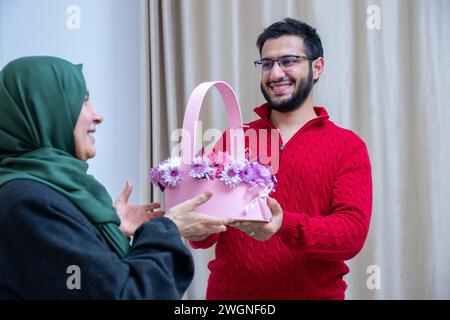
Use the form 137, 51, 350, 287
161, 167, 182, 188
270, 174, 278, 191
159, 157, 183, 188
239, 161, 256, 185
150, 166, 161, 185
149, 153, 276, 192
220, 161, 244, 188
149, 166, 166, 191
189, 156, 215, 179
250, 162, 273, 187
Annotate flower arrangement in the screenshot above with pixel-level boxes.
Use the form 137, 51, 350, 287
150, 151, 277, 192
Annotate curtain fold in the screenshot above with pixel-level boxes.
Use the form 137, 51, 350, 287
142, 0, 450, 299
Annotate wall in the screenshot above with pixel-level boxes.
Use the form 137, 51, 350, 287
0, 0, 142, 202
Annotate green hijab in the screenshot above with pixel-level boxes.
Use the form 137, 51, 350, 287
0, 56, 130, 258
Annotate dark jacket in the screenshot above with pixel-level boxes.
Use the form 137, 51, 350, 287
0, 179, 194, 299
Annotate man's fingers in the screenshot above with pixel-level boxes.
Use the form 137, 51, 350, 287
267, 197, 282, 215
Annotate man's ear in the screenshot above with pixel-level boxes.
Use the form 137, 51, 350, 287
312, 57, 324, 83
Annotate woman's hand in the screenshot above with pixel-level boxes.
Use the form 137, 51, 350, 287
231, 197, 283, 241
115, 180, 164, 237
164, 191, 233, 241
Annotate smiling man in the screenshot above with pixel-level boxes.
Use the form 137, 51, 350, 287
190, 18, 373, 299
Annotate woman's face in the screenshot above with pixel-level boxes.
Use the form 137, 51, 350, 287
74, 91, 103, 160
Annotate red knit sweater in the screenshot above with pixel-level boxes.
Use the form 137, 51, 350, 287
190, 104, 373, 300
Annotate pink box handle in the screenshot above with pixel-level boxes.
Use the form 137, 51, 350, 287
180, 81, 244, 164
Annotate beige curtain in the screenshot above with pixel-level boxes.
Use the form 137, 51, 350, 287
141, 0, 450, 299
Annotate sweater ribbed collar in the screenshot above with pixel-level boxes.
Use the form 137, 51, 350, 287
253, 103, 330, 126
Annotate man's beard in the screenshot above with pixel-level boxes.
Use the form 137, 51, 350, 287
261, 63, 314, 113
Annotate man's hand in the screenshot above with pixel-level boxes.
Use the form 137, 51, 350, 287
115, 180, 164, 237
164, 191, 233, 241
231, 197, 283, 241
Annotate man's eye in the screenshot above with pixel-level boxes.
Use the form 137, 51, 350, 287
261, 60, 273, 69
281, 57, 298, 66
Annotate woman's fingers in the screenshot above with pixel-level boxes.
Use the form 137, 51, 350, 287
117, 180, 133, 203
145, 203, 161, 211
195, 213, 233, 226
174, 191, 213, 212
148, 210, 166, 218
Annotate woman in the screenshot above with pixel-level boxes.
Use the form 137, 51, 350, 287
0, 56, 230, 299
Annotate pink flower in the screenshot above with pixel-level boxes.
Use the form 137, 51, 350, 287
159, 157, 183, 188
251, 162, 273, 187
189, 156, 215, 179
239, 161, 256, 185
220, 161, 245, 188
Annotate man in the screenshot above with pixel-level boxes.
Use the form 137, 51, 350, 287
190, 18, 372, 299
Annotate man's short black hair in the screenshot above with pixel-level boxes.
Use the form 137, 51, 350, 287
256, 17, 323, 60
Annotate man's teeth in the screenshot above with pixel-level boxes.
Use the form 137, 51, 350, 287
271, 83, 291, 89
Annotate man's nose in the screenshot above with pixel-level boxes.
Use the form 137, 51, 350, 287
269, 61, 285, 80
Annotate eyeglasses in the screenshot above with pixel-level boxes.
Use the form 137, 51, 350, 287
254, 55, 314, 71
